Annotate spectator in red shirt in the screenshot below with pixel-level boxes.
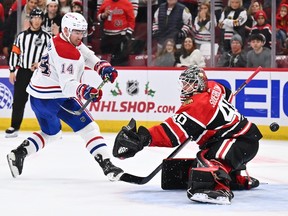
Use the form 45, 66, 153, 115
276, 4, 288, 50
97, 0, 135, 66
250, 10, 272, 49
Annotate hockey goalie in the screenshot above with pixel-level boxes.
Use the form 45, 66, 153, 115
113, 65, 262, 205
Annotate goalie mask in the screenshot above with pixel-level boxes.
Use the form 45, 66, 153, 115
179, 65, 208, 101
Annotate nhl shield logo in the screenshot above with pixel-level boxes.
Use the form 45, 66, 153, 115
126, 80, 139, 96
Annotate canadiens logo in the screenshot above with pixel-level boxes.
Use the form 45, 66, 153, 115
126, 80, 139, 96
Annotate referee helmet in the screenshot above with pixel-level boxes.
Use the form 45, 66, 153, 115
30, 8, 44, 20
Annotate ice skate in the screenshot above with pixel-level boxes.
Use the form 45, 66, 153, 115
7, 140, 29, 178
95, 154, 124, 181
230, 171, 259, 190
5, 127, 19, 138
187, 188, 234, 205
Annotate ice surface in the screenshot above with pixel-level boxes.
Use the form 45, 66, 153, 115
1, 132, 288, 216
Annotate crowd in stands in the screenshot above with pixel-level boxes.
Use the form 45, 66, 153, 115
0, 0, 287, 67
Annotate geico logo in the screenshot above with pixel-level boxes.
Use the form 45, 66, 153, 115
214, 78, 288, 118
135, 55, 148, 60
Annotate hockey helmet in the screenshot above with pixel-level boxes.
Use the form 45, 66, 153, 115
61, 12, 88, 36
30, 8, 44, 20
179, 65, 208, 100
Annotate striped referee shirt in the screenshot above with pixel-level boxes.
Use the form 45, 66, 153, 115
9, 28, 51, 72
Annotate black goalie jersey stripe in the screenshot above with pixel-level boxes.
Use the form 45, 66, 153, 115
160, 123, 180, 147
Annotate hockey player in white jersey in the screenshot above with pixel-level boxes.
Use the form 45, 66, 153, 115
7, 12, 124, 181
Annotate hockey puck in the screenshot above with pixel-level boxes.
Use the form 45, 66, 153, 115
270, 122, 279, 132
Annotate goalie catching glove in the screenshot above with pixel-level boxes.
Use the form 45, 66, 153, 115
113, 118, 151, 159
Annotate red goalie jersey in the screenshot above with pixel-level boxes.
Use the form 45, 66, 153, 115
148, 80, 261, 148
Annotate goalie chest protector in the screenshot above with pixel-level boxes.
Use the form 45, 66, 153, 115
161, 158, 196, 190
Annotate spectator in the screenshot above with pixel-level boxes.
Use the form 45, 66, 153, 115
217, 34, 247, 67
158, 0, 198, 21
58, 0, 70, 16
193, 1, 217, 49
218, 0, 247, 52
175, 36, 206, 67
2, 0, 38, 60
276, 4, 288, 51
42, 0, 62, 36
97, 0, 139, 19
97, 0, 135, 66
38, 0, 47, 12
197, 0, 224, 21
5, 9, 51, 138
250, 10, 271, 49
154, 38, 176, 67
153, 0, 192, 51
245, 0, 263, 38
247, 33, 271, 68
71, 0, 82, 13
7, 0, 46, 17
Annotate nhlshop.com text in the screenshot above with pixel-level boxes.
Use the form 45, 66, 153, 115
89, 101, 176, 113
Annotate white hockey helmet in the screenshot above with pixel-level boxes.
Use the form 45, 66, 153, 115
61, 12, 88, 36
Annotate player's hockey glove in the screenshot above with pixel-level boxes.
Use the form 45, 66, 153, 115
94, 60, 118, 83
113, 124, 151, 159
77, 84, 103, 102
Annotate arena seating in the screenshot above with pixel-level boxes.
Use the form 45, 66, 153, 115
0, 55, 7, 66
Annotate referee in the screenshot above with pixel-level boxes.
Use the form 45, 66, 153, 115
5, 8, 51, 138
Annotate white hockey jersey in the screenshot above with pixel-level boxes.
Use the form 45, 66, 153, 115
27, 34, 101, 99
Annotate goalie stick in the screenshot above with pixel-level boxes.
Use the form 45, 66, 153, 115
119, 67, 262, 185
60, 78, 108, 115
230, 66, 262, 101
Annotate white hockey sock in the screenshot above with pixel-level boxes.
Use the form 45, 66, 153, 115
25, 131, 62, 156
76, 122, 110, 159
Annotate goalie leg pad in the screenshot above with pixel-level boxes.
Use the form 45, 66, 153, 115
187, 166, 234, 205
187, 167, 216, 192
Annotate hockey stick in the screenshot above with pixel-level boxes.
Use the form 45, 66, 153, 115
233, 66, 262, 97
60, 78, 108, 115
119, 67, 262, 185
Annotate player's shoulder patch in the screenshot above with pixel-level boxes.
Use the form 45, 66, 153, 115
52, 36, 80, 60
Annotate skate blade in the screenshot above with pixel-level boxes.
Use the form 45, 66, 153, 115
5, 132, 18, 138
189, 193, 231, 205
7, 153, 19, 178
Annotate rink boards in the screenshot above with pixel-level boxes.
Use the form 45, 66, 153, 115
0, 67, 287, 140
